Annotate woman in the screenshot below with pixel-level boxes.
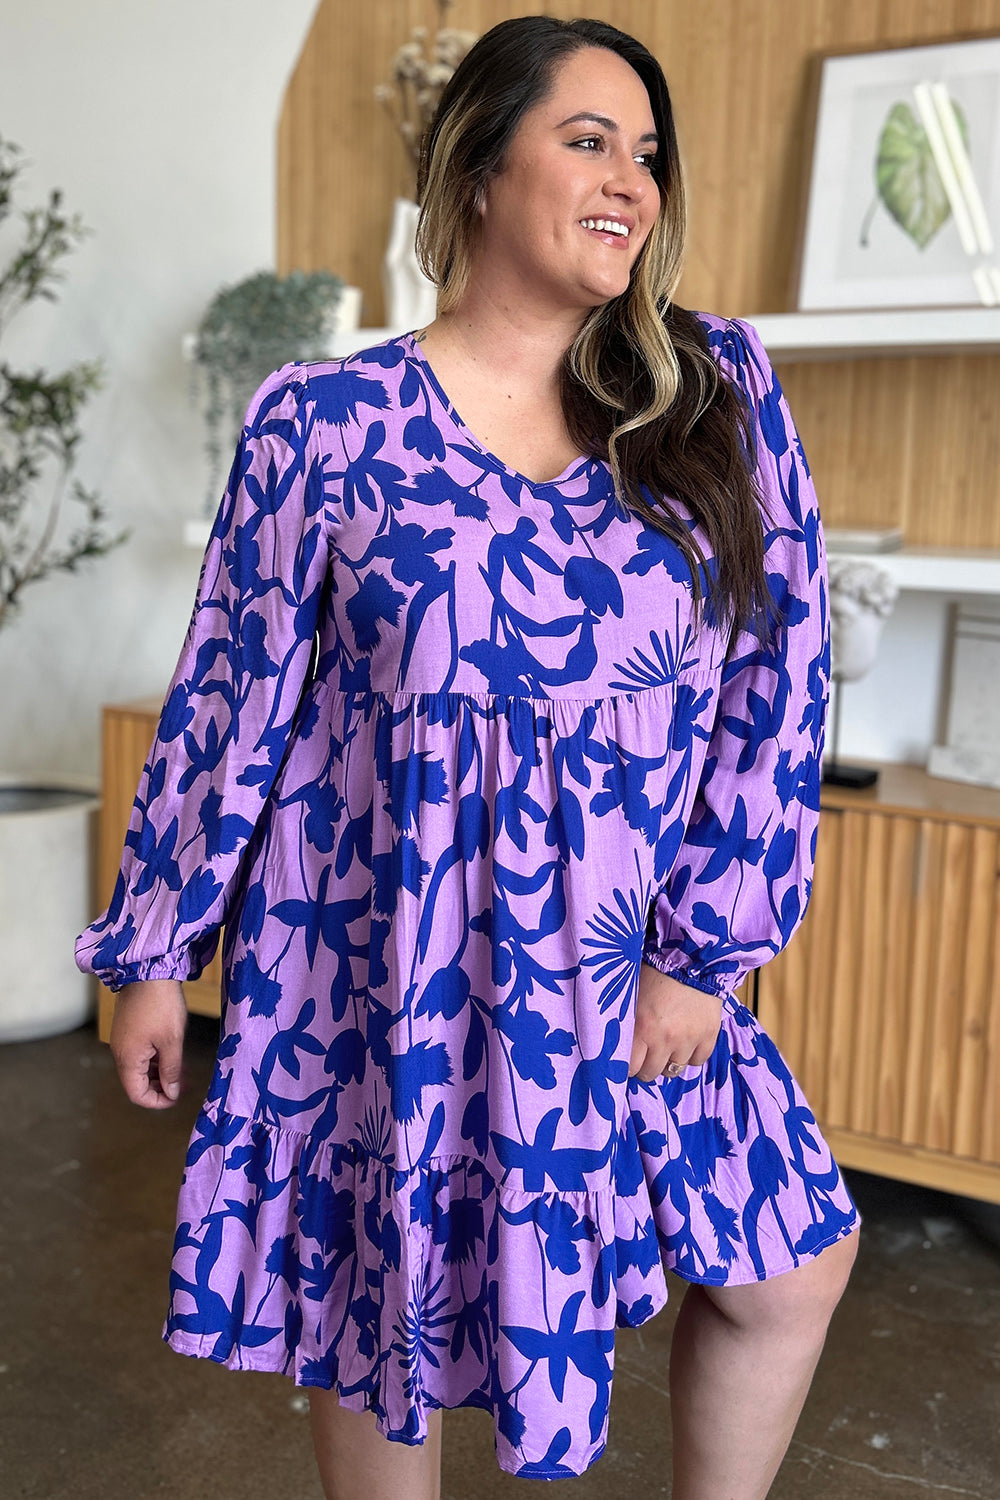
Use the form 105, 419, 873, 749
76, 16, 860, 1499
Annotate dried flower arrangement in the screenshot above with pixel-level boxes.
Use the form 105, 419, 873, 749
375, 0, 478, 183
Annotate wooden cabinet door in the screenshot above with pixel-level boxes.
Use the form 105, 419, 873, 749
757, 804, 1000, 1202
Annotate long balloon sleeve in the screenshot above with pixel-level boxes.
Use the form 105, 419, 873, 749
642, 318, 830, 998
75, 364, 329, 992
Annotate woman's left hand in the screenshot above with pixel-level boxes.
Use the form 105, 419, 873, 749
629, 964, 723, 1082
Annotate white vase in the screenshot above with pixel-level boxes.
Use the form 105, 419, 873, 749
382, 197, 438, 329
0, 773, 100, 1043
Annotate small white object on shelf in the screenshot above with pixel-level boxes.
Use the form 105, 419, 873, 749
329, 284, 363, 333
826, 527, 903, 553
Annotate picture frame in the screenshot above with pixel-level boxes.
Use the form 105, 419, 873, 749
793, 31, 1000, 312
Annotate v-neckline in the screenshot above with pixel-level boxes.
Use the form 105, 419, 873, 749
403, 331, 594, 491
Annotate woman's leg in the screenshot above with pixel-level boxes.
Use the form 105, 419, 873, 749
669, 1227, 859, 1500
308, 1389, 443, 1500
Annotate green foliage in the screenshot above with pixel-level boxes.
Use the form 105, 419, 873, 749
0, 134, 128, 632
192, 268, 344, 510
868, 96, 971, 250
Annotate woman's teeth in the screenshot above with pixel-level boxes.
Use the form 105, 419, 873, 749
580, 218, 629, 237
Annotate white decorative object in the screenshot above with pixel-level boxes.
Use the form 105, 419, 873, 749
928, 598, 1000, 789
825, 559, 900, 785
382, 197, 438, 329
829, 558, 900, 680
328, 283, 363, 334
0, 775, 100, 1042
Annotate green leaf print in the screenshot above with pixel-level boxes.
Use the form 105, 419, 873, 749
861, 95, 971, 250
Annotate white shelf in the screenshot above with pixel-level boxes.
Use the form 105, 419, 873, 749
826, 545, 1000, 595
747, 307, 1000, 360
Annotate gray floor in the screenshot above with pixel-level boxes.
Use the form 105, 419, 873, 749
2, 1012, 998, 1500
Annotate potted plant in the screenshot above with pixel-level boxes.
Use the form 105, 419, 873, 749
190, 267, 346, 513
0, 134, 128, 1042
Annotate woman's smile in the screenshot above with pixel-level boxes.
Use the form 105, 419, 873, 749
577, 214, 634, 245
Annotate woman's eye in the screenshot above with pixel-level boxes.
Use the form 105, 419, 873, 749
569, 138, 656, 170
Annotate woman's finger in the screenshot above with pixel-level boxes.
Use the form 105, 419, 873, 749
628, 1034, 647, 1078
152, 1032, 184, 1102
116, 1047, 160, 1107
637, 1045, 674, 1083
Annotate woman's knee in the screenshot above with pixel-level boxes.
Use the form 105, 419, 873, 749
704, 1226, 860, 1338
805, 1223, 860, 1314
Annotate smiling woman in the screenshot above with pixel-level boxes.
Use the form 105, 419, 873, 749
415, 22, 774, 642
76, 14, 859, 1500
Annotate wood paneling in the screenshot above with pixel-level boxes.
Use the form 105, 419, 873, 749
758, 770, 1000, 1202
278, 0, 1000, 548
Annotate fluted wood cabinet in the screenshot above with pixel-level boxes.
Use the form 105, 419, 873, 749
758, 764, 1000, 1206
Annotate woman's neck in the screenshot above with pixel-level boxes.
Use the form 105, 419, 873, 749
419, 277, 588, 400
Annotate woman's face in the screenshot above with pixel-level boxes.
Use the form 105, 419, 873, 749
476, 46, 661, 316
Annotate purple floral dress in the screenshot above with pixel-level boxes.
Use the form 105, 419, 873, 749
76, 312, 859, 1480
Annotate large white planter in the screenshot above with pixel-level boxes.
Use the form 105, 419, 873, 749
0, 773, 100, 1043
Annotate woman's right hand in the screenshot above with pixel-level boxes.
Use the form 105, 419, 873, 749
110, 979, 188, 1109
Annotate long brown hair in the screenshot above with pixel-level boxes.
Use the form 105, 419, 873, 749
416, 16, 778, 647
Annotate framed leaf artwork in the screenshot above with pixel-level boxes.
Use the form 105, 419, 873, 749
792, 33, 1000, 311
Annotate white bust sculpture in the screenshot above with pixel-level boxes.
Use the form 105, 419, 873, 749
827, 559, 899, 683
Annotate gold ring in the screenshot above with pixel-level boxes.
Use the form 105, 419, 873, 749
665, 1062, 684, 1077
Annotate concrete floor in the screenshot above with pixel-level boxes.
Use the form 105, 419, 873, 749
2, 1012, 999, 1500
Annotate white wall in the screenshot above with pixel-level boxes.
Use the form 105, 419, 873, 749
0, 0, 318, 780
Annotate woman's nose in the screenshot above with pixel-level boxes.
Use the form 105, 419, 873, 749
604, 150, 649, 202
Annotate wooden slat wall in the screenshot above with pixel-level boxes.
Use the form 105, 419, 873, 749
759, 806, 1000, 1169
277, 0, 1000, 548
